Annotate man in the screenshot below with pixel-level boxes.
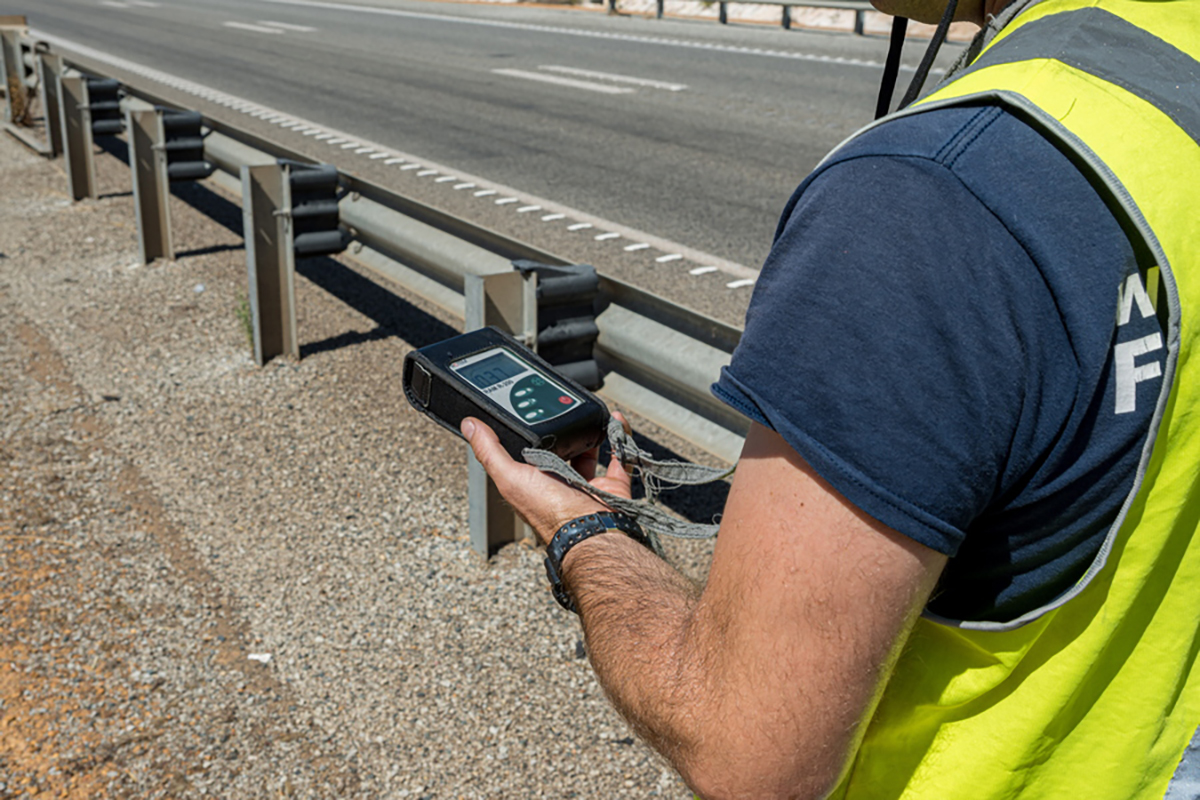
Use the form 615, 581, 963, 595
463, 0, 1200, 795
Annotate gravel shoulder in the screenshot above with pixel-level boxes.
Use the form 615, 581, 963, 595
0, 130, 715, 798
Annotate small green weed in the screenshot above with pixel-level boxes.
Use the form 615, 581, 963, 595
235, 294, 254, 348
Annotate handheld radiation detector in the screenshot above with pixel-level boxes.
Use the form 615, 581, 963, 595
403, 327, 608, 462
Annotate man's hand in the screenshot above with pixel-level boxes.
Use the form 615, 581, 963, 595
460, 414, 631, 545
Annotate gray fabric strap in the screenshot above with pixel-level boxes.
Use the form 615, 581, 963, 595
522, 418, 734, 543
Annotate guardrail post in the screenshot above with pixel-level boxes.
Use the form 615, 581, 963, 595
465, 270, 538, 558
718, 2, 728, 24
39, 50, 63, 157
0, 37, 59, 156
656, 0, 664, 18
58, 69, 96, 201
781, 5, 791, 28
854, 8, 865, 34
241, 162, 299, 365
124, 98, 173, 264
0, 21, 26, 126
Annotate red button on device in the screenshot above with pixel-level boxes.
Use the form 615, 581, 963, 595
559, 396, 572, 405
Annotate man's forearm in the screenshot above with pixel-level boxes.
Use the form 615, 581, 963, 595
561, 532, 722, 787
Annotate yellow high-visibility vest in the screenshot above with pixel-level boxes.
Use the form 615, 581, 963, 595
827, 1, 1200, 797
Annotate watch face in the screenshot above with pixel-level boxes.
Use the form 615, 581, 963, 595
451, 347, 581, 426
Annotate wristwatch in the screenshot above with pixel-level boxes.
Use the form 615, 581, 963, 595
544, 511, 651, 613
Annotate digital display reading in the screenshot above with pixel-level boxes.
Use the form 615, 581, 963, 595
457, 351, 526, 390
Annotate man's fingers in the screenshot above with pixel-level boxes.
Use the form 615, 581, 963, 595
573, 447, 600, 482
461, 417, 517, 488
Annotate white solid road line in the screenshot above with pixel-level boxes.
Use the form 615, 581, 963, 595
262, 0, 898, 71
491, 69, 635, 96
258, 20, 318, 32
223, 21, 286, 34
540, 65, 686, 92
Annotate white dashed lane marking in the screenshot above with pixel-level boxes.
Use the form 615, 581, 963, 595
223, 21, 286, 34
257, 20, 318, 32
491, 68, 635, 96
539, 65, 686, 92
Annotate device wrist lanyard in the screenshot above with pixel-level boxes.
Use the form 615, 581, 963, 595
521, 417, 736, 548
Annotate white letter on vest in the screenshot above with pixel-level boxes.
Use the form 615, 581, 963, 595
1115, 332, 1163, 414
1117, 273, 1156, 326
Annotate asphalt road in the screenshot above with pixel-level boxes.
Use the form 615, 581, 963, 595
14, 0, 963, 323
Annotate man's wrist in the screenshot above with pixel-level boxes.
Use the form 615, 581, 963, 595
544, 511, 651, 613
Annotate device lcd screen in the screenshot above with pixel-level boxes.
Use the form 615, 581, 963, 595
451, 347, 581, 425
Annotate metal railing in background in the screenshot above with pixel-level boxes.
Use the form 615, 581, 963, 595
0, 17, 62, 156
6, 32, 751, 558
613, 0, 873, 34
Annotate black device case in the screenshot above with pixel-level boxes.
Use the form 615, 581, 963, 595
403, 327, 608, 462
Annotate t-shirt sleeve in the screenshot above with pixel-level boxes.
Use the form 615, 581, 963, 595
713, 153, 1073, 556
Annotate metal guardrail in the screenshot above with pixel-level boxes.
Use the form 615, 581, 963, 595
5, 32, 752, 555
618, 0, 873, 33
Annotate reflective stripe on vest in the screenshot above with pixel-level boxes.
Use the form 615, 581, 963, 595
819, 1, 1200, 797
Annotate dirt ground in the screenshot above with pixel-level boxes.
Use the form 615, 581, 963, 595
0, 118, 714, 798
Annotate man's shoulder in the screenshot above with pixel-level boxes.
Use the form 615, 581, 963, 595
773, 103, 1055, 242
819, 103, 1050, 181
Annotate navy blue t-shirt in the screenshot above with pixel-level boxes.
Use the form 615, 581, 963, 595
713, 105, 1167, 623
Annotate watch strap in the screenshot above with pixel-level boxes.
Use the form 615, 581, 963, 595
544, 511, 650, 613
